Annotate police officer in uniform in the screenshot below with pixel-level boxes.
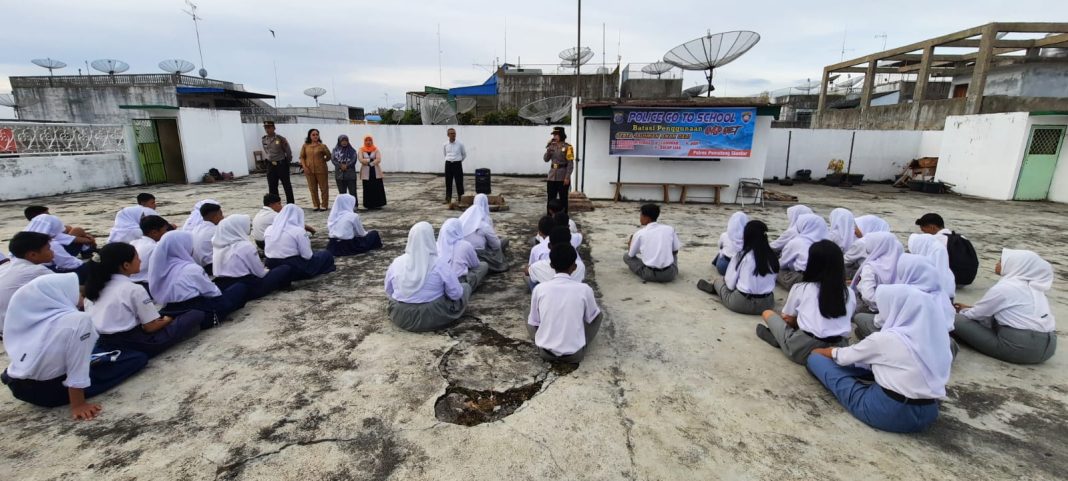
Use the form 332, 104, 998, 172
543, 126, 575, 213
262, 121, 295, 204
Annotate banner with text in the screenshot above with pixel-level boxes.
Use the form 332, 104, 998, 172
609, 107, 756, 158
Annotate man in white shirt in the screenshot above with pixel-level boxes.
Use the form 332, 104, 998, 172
443, 127, 467, 205
192, 202, 223, 275
624, 204, 681, 283
129, 215, 171, 288
253, 193, 315, 250
0, 232, 55, 334
527, 245, 603, 363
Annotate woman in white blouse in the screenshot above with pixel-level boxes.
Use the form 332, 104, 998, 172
264, 204, 336, 281
149, 231, 249, 329
698, 220, 778, 315
850, 232, 903, 314
325, 193, 382, 256
777, 214, 829, 290
212, 215, 295, 300
385, 222, 471, 332
713, 211, 748, 275
459, 194, 509, 273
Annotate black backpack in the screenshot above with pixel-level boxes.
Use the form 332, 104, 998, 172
944, 232, 978, 286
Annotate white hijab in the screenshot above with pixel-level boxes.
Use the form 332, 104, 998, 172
770, 205, 814, 249
181, 199, 219, 231
828, 208, 856, 253
459, 194, 492, 237
2, 273, 81, 355
148, 230, 198, 304
265, 204, 306, 240
25, 214, 66, 239
437, 218, 465, 264
854, 215, 890, 237
852, 231, 902, 286
779, 214, 828, 270
876, 284, 952, 398
895, 253, 956, 331
328, 194, 358, 233
999, 249, 1054, 321
907, 233, 957, 298
108, 206, 147, 244
212, 214, 253, 267
720, 212, 749, 258
391, 222, 439, 299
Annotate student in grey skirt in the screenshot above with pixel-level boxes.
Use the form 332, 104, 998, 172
697, 220, 777, 315
460, 194, 510, 273
385, 222, 472, 332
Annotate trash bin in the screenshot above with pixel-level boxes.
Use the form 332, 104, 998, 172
475, 168, 491, 194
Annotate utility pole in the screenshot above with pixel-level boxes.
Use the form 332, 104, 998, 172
437, 24, 443, 87
573, 0, 581, 192
182, 0, 207, 77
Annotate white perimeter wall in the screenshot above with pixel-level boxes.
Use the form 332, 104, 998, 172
178, 108, 250, 184
936, 112, 1030, 201
241, 124, 559, 176
1031, 115, 1068, 203
763, 129, 943, 182
0, 151, 142, 201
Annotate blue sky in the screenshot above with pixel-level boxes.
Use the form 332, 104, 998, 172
1, 0, 1066, 118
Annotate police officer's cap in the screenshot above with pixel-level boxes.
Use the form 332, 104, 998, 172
263, 120, 276, 127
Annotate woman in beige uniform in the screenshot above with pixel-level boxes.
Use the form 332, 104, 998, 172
299, 129, 332, 211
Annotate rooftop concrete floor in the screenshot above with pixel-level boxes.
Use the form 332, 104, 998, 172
0, 174, 1065, 481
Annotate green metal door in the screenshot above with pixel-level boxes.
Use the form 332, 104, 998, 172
133, 119, 167, 184
1015, 125, 1065, 201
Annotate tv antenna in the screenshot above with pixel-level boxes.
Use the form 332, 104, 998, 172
181, 0, 208, 78
663, 30, 760, 97
559, 47, 594, 70
640, 61, 673, 79
158, 59, 195, 76
31, 58, 67, 77
303, 87, 327, 106
518, 96, 572, 125
420, 96, 458, 125
91, 59, 130, 76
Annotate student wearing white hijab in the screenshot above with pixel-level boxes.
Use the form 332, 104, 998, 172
770, 205, 813, 252
1, 274, 149, 420
698, 220, 779, 315
25, 214, 89, 283
854, 254, 957, 340
149, 231, 249, 329
828, 208, 856, 254
212, 215, 294, 300
808, 284, 950, 433
953, 249, 1057, 364
845, 215, 891, 271
851, 232, 903, 314
106, 206, 147, 244
325, 193, 382, 256
460, 194, 509, 273
713, 211, 748, 275
385, 222, 471, 332
438, 218, 488, 291
181, 199, 219, 231
264, 204, 336, 281
908, 233, 957, 299
777, 214, 829, 290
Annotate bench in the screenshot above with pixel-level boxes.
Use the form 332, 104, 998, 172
610, 182, 729, 205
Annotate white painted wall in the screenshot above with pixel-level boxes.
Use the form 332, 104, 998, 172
1031, 115, 1068, 202
763, 129, 940, 181
578, 116, 772, 202
178, 108, 250, 184
936, 112, 1030, 200
0, 151, 140, 201
241, 124, 560, 176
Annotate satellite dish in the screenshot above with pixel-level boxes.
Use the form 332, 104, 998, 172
518, 96, 572, 125
641, 61, 674, 78
303, 87, 327, 106
559, 47, 594, 68
31, 58, 67, 77
663, 30, 760, 96
420, 96, 458, 125
794, 79, 820, 93
0, 93, 36, 119
391, 110, 405, 122
836, 76, 864, 90
455, 97, 476, 114
683, 84, 710, 97
158, 59, 195, 75
90, 59, 130, 75
391, 103, 405, 109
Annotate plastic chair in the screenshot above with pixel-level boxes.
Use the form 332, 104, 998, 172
735, 178, 765, 207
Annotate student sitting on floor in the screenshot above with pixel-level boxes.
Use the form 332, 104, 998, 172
0, 232, 55, 334
527, 244, 604, 364
212, 215, 294, 300
107, 206, 148, 244
953, 249, 1057, 364
326, 193, 383, 256
552, 212, 583, 246
907, 233, 957, 301
712, 211, 748, 276
84, 243, 202, 358
251, 194, 319, 250
129, 215, 171, 291
851, 232, 903, 314
25, 214, 89, 283
777, 214, 829, 290
264, 205, 336, 281
845, 214, 891, 274
181, 199, 219, 232
758, 240, 854, 365
770, 205, 813, 252
24, 205, 97, 258
532, 199, 579, 245
854, 254, 957, 342
438, 218, 488, 291
828, 208, 856, 255
528, 227, 586, 289
1, 274, 149, 420
459, 194, 509, 273
136, 193, 178, 230
808, 284, 950, 433
385, 222, 471, 332
526, 216, 556, 269
624, 203, 681, 283
191, 201, 223, 275
697, 220, 778, 315
149, 231, 249, 329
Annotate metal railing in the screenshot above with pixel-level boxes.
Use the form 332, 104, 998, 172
0, 122, 127, 156
10, 74, 235, 89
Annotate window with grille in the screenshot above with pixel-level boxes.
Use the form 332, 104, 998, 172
1028, 128, 1064, 155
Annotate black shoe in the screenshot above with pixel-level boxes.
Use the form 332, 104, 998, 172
756, 324, 780, 348
696, 279, 716, 295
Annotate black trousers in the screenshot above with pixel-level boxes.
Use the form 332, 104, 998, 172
267, 162, 295, 204
547, 180, 569, 212
445, 161, 464, 201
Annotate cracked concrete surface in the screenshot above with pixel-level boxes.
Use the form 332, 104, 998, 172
0, 174, 1065, 480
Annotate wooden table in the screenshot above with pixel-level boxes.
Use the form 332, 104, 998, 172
610, 182, 729, 205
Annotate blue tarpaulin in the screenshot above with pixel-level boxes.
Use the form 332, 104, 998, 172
448, 73, 497, 97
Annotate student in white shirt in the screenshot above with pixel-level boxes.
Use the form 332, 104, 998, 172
129, 215, 171, 289
713, 211, 748, 275
326, 193, 382, 256
385, 222, 471, 332
777, 214, 829, 290
0, 232, 55, 334
758, 240, 854, 364
191, 201, 223, 275
253, 193, 282, 250
264, 204, 336, 281
438, 218, 488, 291
953, 249, 1057, 364
525, 216, 556, 278
527, 245, 603, 363
25, 214, 89, 283
83, 243, 202, 357
212, 215, 294, 300
149, 231, 249, 329
106, 206, 148, 244
528, 226, 586, 290
851, 232, 903, 314
23, 205, 97, 259
624, 203, 681, 283
770, 204, 813, 252
828, 208, 856, 255
808, 284, 950, 433
181, 198, 219, 232
697, 220, 778, 315
532, 199, 579, 245
845, 214, 891, 274
907, 233, 957, 300
1, 274, 148, 419
459, 194, 509, 273
854, 254, 957, 344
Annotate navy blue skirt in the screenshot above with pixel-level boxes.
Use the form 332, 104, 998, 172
265, 252, 336, 281
326, 231, 383, 256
